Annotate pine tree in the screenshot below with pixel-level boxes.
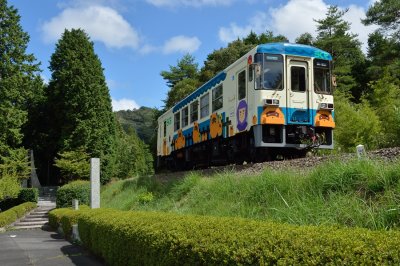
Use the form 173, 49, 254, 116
295, 33, 314, 45
161, 54, 200, 110
160, 54, 199, 89
363, 0, 400, 39
46, 29, 116, 184
314, 6, 364, 98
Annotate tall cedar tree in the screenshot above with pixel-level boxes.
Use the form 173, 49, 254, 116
0, 0, 42, 157
314, 6, 364, 99
46, 29, 116, 184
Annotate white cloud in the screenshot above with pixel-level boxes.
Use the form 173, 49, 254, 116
162, 35, 201, 54
112, 98, 140, 111
269, 0, 327, 42
219, 12, 267, 43
146, 0, 234, 8
218, 0, 378, 53
42, 5, 140, 49
343, 5, 379, 53
139, 44, 158, 55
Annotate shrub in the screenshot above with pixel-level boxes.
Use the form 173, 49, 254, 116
48, 205, 90, 239
18, 188, 38, 203
56, 180, 90, 208
0, 202, 36, 227
52, 208, 400, 265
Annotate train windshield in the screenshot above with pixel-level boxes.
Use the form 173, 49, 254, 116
314, 59, 332, 94
255, 53, 283, 90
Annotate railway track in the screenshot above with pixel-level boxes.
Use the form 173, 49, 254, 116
153, 147, 400, 181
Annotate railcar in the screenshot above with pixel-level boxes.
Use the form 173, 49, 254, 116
157, 43, 335, 169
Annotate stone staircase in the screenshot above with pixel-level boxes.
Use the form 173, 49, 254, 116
12, 186, 57, 230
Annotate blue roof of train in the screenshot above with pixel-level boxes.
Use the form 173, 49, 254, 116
171, 43, 331, 113
257, 43, 332, 60
173, 71, 227, 113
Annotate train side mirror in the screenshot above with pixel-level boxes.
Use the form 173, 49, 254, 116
331, 75, 337, 88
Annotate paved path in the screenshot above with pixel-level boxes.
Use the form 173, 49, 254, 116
0, 228, 103, 266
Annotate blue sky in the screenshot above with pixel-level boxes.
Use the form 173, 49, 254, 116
9, 0, 377, 110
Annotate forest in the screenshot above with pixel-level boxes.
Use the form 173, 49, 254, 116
0, 0, 399, 201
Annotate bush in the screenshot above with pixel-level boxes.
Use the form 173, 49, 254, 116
18, 188, 38, 203
48, 205, 90, 239
56, 180, 90, 208
0, 202, 36, 227
52, 208, 400, 265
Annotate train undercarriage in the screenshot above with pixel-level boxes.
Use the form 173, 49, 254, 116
157, 125, 333, 171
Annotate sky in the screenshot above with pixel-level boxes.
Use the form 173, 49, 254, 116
9, 0, 378, 111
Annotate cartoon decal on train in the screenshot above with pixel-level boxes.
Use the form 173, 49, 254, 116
157, 43, 335, 169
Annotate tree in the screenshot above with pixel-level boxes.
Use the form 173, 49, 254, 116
163, 78, 200, 110
366, 71, 400, 147
0, 0, 42, 156
199, 39, 253, 83
363, 0, 400, 39
0, 0, 41, 195
295, 33, 314, 45
200, 31, 287, 83
160, 54, 199, 89
113, 123, 154, 179
46, 29, 116, 184
161, 54, 200, 110
314, 6, 365, 98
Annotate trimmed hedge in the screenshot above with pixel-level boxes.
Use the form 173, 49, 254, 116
56, 180, 90, 208
0, 202, 36, 227
49, 205, 90, 239
18, 188, 39, 203
50, 208, 400, 265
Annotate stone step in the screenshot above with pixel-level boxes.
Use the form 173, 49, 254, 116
13, 220, 48, 226
12, 225, 44, 230
20, 217, 48, 222
26, 214, 48, 218
33, 210, 51, 214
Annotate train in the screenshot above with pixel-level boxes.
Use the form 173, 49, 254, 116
157, 43, 335, 170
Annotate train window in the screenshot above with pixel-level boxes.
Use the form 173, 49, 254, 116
182, 107, 189, 128
212, 85, 223, 111
314, 59, 332, 94
291, 66, 306, 92
190, 101, 198, 123
163, 120, 166, 137
259, 54, 283, 90
238, 70, 246, 100
200, 93, 209, 118
174, 112, 180, 131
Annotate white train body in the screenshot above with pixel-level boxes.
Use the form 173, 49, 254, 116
157, 43, 335, 169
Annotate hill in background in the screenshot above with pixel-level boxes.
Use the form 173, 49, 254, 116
115, 107, 157, 145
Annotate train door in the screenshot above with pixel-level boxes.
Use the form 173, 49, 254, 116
236, 68, 248, 132
286, 58, 311, 124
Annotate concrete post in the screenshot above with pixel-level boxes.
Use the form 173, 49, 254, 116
90, 158, 100, 209
72, 199, 79, 210
356, 144, 366, 159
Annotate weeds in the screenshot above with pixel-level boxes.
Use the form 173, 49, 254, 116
101, 157, 400, 230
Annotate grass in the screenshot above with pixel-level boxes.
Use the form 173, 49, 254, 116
101, 157, 400, 230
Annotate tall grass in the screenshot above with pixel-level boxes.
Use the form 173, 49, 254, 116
101, 157, 400, 230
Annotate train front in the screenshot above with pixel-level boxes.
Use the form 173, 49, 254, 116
251, 43, 335, 156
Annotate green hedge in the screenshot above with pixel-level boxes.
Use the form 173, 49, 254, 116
18, 188, 39, 203
50, 208, 400, 265
0, 202, 36, 227
49, 205, 90, 239
56, 180, 90, 208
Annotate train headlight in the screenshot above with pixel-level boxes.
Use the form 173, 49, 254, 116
265, 99, 279, 106
319, 103, 334, 110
